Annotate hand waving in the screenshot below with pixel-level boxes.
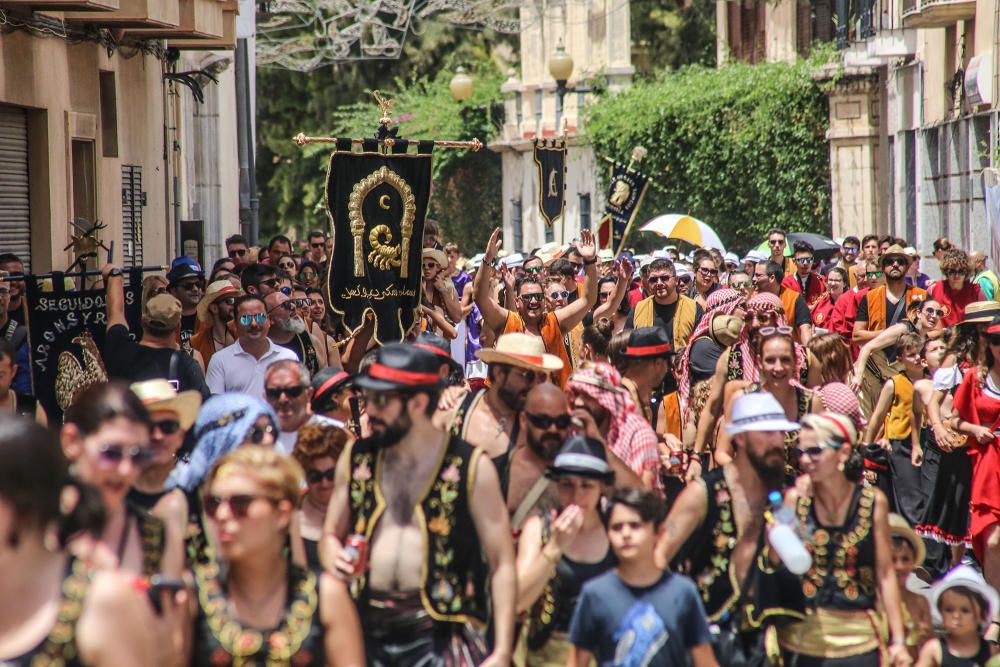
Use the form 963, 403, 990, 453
485, 227, 503, 264
577, 229, 597, 262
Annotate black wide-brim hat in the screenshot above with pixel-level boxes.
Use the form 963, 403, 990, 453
621, 325, 672, 359
414, 331, 463, 376
354, 343, 444, 392
311, 367, 353, 411
546, 435, 615, 483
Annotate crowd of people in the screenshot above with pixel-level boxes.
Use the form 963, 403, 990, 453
4, 225, 1000, 666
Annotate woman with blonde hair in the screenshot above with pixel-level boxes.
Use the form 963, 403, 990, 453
780, 412, 911, 667
187, 446, 364, 666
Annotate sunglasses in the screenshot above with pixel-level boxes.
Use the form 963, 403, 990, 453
311, 242, 325, 248
797, 442, 841, 458
220, 296, 237, 307
759, 326, 794, 336
97, 444, 153, 468
768, 239, 785, 246
549, 290, 570, 300
178, 281, 203, 291
522, 293, 544, 302
524, 266, 544, 274
795, 257, 814, 265
265, 385, 308, 400
279, 287, 293, 296
204, 494, 278, 519
279, 262, 296, 271
298, 271, 316, 279
239, 313, 267, 326
866, 271, 883, 279
648, 275, 673, 284
509, 367, 540, 383
843, 246, 859, 254
422, 262, 440, 270
152, 419, 181, 435
247, 423, 275, 444
291, 298, 311, 308
306, 468, 335, 485
698, 267, 719, 276
526, 412, 572, 430
945, 269, 967, 278
259, 278, 279, 290
730, 281, 750, 290
923, 307, 946, 318
268, 301, 293, 315
362, 390, 403, 409
229, 249, 247, 258
884, 258, 908, 268
599, 291, 613, 300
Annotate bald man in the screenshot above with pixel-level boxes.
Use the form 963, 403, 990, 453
970, 250, 1000, 301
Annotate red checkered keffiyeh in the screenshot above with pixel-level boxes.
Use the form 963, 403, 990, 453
738, 293, 808, 385
567, 362, 663, 493
817, 382, 864, 432
676, 288, 744, 409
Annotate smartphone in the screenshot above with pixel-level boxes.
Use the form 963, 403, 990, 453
147, 575, 186, 615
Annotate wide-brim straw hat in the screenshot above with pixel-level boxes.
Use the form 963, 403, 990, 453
196, 280, 241, 323
130, 379, 202, 431
422, 248, 448, 269
888, 513, 925, 567
962, 300, 1000, 324
476, 332, 564, 372
880, 244, 911, 266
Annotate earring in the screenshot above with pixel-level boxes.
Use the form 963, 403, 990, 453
837, 462, 845, 472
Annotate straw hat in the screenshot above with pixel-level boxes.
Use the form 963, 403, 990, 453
887, 513, 925, 566
476, 332, 564, 372
197, 280, 241, 323
130, 379, 202, 431
422, 248, 448, 269
535, 242, 564, 265
880, 244, 911, 266
962, 301, 1000, 324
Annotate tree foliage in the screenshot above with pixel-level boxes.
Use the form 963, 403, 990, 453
586, 57, 833, 253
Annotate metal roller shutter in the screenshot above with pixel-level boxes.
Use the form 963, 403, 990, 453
122, 165, 144, 268
0, 106, 30, 270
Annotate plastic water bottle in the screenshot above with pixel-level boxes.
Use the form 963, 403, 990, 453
766, 491, 812, 575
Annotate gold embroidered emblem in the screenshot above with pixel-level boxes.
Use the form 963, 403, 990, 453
609, 180, 631, 206
347, 166, 416, 278
367, 225, 402, 271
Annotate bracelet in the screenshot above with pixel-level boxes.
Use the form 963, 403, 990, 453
583, 258, 597, 266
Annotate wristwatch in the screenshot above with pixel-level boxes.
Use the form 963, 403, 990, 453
107, 268, 123, 278
583, 258, 597, 266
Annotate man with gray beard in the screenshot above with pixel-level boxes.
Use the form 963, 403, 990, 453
264, 290, 321, 374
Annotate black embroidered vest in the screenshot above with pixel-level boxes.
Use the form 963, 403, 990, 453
347, 433, 488, 624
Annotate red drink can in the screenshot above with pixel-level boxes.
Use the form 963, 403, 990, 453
344, 533, 368, 575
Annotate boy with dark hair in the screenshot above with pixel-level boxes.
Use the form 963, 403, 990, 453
567, 487, 716, 667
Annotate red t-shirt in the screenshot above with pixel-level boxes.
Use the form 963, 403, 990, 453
927, 281, 985, 327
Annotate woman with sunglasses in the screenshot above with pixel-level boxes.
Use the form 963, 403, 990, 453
779, 413, 911, 667
297, 260, 321, 290
811, 267, 849, 332
190, 446, 364, 667
716, 327, 814, 471
692, 257, 719, 310
161, 393, 279, 566
928, 248, 985, 327
0, 416, 166, 666
515, 436, 616, 666
292, 422, 351, 570
949, 314, 1000, 591
274, 253, 298, 276
61, 382, 184, 579
852, 298, 947, 389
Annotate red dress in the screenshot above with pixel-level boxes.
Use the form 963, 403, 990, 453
927, 281, 985, 327
952, 368, 1000, 561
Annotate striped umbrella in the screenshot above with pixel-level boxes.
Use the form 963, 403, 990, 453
640, 214, 727, 254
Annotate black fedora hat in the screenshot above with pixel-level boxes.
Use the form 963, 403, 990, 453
546, 435, 614, 483
354, 343, 443, 392
414, 331, 463, 377
311, 367, 353, 412
622, 326, 672, 359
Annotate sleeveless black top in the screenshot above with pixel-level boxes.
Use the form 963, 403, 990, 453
797, 484, 878, 610
4, 557, 91, 667
449, 388, 519, 496
939, 638, 992, 667
191, 560, 325, 667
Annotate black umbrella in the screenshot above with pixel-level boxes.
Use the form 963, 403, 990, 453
787, 232, 840, 256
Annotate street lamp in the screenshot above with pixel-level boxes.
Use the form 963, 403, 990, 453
450, 66, 473, 102
548, 45, 574, 131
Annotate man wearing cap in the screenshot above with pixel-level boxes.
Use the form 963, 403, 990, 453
448, 333, 563, 493
189, 280, 239, 366
205, 294, 298, 397
659, 392, 804, 661
101, 264, 210, 398
626, 258, 699, 354
127, 378, 201, 511
476, 228, 598, 387
854, 245, 928, 346
323, 343, 516, 666
781, 241, 827, 309
264, 290, 320, 375
166, 256, 205, 349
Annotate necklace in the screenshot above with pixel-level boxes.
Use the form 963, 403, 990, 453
483, 393, 512, 437
814, 488, 853, 525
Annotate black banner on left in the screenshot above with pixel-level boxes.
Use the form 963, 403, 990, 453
533, 138, 567, 227
325, 144, 434, 344
26, 269, 143, 424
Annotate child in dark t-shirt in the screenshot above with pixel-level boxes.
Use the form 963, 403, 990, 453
567, 488, 716, 667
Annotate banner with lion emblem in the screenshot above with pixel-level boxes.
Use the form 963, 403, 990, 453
325, 139, 434, 343
597, 162, 649, 256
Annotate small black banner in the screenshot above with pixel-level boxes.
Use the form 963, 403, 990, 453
325, 141, 434, 343
533, 138, 566, 227
26, 269, 143, 424
597, 163, 650, 256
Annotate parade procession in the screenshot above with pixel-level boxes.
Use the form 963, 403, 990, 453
9, 0, 1000, 666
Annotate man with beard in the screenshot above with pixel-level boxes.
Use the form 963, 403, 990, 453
264, 290, 321, 375
505, 383, 572, 518
657, 392, 804, 664
206, 294, 297, 396
449, 333, 563, 496
626, 258, 697, 353
620, 326, 675, 433
855, 244, 927, 345
476, 227, 598, 387
322, 343, 516, 667
165, 255, 205, 349
189, 280, 239, 366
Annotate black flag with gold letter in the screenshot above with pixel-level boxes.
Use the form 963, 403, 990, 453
533, 138, 566, 227
597, 162, 649, 256
325, 139, 434, 343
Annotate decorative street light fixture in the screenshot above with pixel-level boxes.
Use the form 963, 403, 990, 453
450, 66, 473, 102
548, 45, 574, 130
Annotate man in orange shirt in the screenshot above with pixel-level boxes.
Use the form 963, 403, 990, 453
474, 227, 598, 387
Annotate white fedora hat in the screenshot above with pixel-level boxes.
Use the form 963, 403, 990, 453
929, 564, 1000, 626
476, 332, 564, 372
724, 391, 800, 436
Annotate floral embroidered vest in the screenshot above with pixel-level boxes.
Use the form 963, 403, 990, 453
347, 434, 489, 624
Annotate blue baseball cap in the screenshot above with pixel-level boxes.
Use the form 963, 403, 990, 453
167, 256, 204, 284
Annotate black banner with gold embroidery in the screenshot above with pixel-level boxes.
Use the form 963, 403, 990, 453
325, 139, 434, 343
597, 163, 649, 256
533, 138, 566, 227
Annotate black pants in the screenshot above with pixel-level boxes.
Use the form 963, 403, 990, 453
780, 649, 880, 667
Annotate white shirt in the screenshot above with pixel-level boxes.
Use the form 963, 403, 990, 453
274, 414, 347, 456
205, 339, 298, 398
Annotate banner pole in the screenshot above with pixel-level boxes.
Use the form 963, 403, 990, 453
8, 265, 168, 281
293, 133, 483, 152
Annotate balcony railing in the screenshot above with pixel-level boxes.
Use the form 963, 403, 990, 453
901, 0, 975, 28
